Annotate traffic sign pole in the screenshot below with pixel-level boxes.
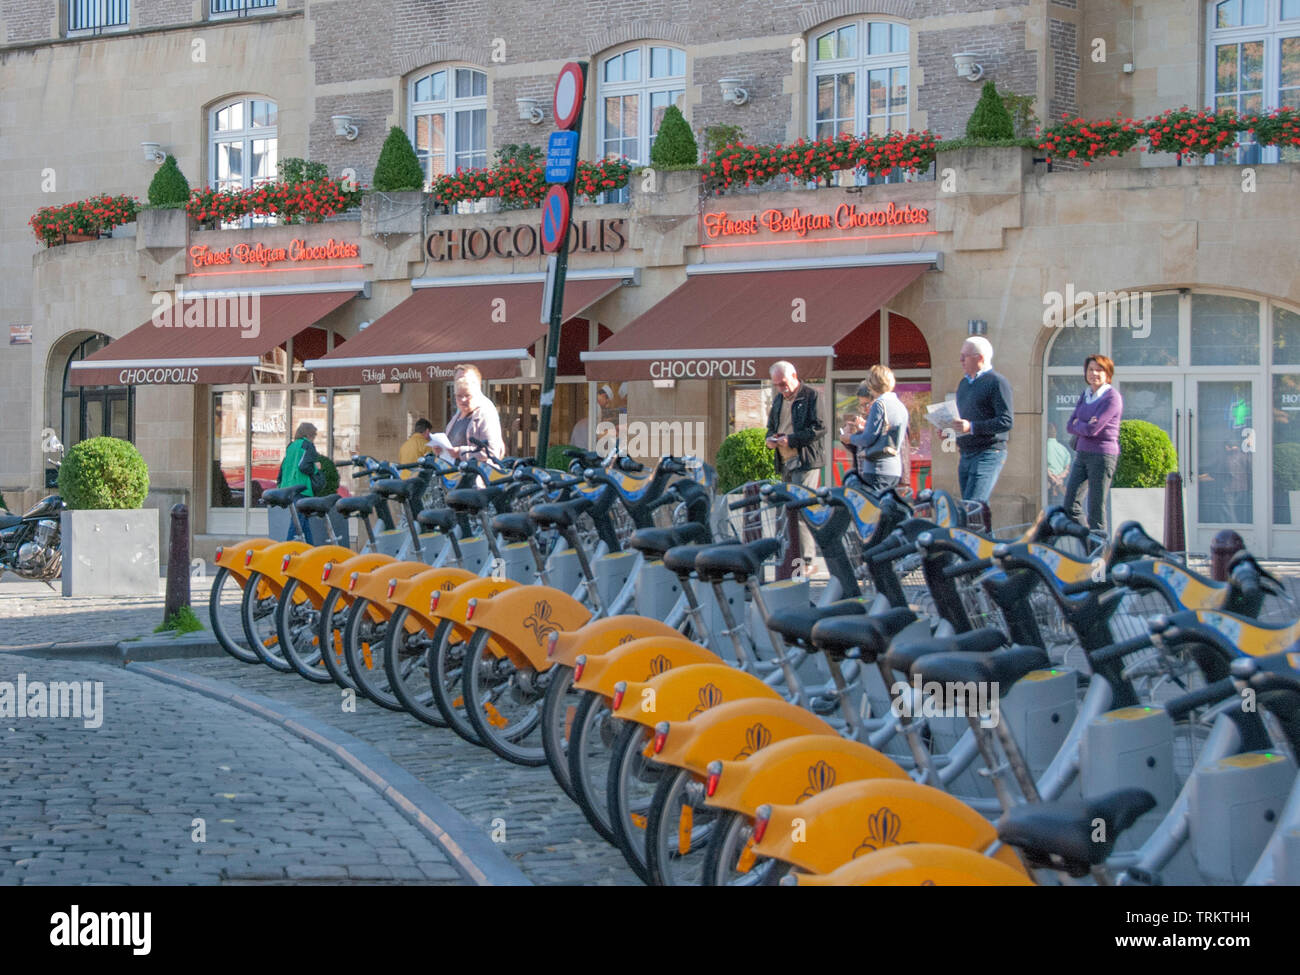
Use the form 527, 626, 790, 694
536, 61, 587, 465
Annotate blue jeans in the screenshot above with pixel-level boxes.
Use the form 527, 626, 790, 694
958, 448, 1007, 503
286, 512, 315, 545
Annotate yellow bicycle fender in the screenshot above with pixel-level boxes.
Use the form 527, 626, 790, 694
549, 615, 685, 669
610, 664, 781, 728
751, 779, 1021, 877
347, 561, 431, 622
463, 585, 593, 669
321, 552, 397, 593
214, 537, 276, 581
651, 699, 837, 774
1192, 609, 1300, 657
792, 844, 1034, 886
391, 567, 478, 631
704, 734, 908, 816
1025, 543, 1095, 586
427, 577, 521, 658
573, 637, 717, 696
281, 545, 358, 610
245, 541, 313, 591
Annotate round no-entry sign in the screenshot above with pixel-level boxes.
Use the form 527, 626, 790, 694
540, 185, 571, 254
553, 62, 585, 131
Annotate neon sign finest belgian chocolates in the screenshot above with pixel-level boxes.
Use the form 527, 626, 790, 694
703, 202, 931, 240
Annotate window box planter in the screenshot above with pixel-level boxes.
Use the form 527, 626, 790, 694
361, 190, 427, 237
137, 207, 193, 250
61, 509, 160, 597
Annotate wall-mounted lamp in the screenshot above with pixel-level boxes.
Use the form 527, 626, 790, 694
953, 52, 985, 82
967, 319, 988, 336
516, 97, 545, 125
141, 142, 166, 164
331, 115, 360, 140
719, 78, 749, 106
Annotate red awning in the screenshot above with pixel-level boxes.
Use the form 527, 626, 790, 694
305, 277, 625, 386
580, 261, 929, 382
68, 289, 360, 387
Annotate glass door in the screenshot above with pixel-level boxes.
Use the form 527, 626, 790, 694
1184, 376, 1262, 553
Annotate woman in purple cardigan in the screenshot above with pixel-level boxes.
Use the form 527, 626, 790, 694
1063, 354, 1123, 533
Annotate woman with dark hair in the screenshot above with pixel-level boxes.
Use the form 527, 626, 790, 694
278, 421, 321, 543
1063, 354, 1123, 533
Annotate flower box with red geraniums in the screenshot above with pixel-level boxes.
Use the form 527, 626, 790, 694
702, 130, 939, 194
1141, 107, 1240, 159
29, 194, 140, 247
1037, 116, 1143, 166
186, 178, 364, 227
1243, 105, 1300, 152
429, 156, 631, 209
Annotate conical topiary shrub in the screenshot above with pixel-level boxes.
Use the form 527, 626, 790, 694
965, 81, 1015, 141
649, 105, 699, 167
147, 155, 190, 208
373, 126, 426, 191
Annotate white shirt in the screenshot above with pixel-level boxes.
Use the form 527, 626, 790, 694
1084, 382, 1112, 404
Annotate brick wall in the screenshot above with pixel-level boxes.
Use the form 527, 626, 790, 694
137, 0, 192, 30
1048, 16, 1078, 122
3, 0, 55, 42
311, 90, 394, 186
917, 22, 1039, 139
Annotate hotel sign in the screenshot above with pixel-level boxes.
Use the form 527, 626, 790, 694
702, 202, 931, 243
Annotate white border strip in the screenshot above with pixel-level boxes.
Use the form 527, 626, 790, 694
410, 267, 639, 288
174, 281, 370, 299
304, 349, 531, 371
71, 356, 260, 370
684, 252, 942, 275
581, 346, 834, 362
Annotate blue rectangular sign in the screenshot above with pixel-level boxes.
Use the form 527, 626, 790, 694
545, 130, 580, 184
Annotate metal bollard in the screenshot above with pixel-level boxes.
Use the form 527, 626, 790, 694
1209, 529, 1244, 582
163, 503, 191, 622
1163, 472, 1186, 554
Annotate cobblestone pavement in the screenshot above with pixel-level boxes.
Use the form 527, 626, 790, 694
0, 655, 463, 885
0, 576, 190, 649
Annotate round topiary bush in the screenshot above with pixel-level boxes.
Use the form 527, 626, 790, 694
965, 81, 1016, 141
1113, 420, 1178, 489
545, 443, 578, 471
58, 437, 150, 510
715, 428, 776, 493
147, 154, 191, 208
319, 455, 340, 495
373, 127, 426, 192
649, 105, 699, 167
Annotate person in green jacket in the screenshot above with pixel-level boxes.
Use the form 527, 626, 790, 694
278, 422, 320, 543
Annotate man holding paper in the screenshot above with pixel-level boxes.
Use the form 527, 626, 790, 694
949, 336, 1014, 503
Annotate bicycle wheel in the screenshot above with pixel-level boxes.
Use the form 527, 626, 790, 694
606, 719, 664, 883
566, 691, 620, 844
461, 628, 548, 766
341, 598, 404, 711
540, 664, 581, 802
241, 571, 293, 673
383, 606, 447, 727
698, 810, 789, 886
428, 620, 482, 745
644, 767, 724, 886
317, 589, 357, 690
210, 567, 260, 665
275, 579, 333, 683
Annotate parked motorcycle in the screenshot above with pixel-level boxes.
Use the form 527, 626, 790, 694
0, 431, 65, 585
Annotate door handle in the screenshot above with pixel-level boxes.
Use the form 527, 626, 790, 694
1188, 408, 1195, 478
1174, 409, 1181, 477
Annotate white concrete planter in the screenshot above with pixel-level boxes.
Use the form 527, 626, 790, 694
135, 207, 191, 250
1108, 487, 1167, 545
61, 509, 160, 597
361, 191, 427, 236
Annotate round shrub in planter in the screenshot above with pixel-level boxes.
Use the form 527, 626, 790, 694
1113, 420, 1178, 488
716, 428, 775, 493
58, 437, 150, 509
545, 443, 579, 471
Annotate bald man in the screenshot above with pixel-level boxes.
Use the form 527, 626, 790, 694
764, 361, 825, 567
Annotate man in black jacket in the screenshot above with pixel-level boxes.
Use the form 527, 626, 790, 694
952, 336, 1014, 502
765, 361, 825, 568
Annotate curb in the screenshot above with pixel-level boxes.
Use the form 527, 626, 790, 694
126, 660, 532, 887
5, 633, 227, 664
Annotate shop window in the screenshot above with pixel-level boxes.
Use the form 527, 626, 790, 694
409, 67, 487, 187
209, 97, 278, 227
597, 44, 686, 203
888, 313, 930, 369
1207, 0, 1300, 164
1190, 293, 1261, 366
60, 333, 135, 453
831, 311, 882, 372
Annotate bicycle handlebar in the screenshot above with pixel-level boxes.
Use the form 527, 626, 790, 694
942, 556, 993, 579
1089, 633, 1158, 665
1165, 678, 1238, 720
1049, 512, 1092, 542
786, 495, 825, 511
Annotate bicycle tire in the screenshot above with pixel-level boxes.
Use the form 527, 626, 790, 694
699, 810, 778, 886
461, 628, 548, 766
210, 566, 261, 665
275, 579, 334, 683
241, 571, 293, 673
317, 589, 357, 690
427, 620, 483, 745
644, 766, 723, 887
565, 691, 619, 844
605, 718, 663, 884
540, 664, 581, 803
383, 606, 447, 727
341, 598, 404, 711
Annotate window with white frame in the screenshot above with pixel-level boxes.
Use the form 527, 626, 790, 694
1207, 0, 1300, 162
409, 67, 488, 186
209, 97, 278, 226
66, 0, 129, 36
810, 20, 910, 140
598, 45, 687, 202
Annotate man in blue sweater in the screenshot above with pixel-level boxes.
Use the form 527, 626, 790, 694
952, 336, 1014, 502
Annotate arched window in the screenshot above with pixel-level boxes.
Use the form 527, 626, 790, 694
597, 44, 687, 201
809, 19, 910, 141
1206, 0, 1300, 163
209, 96, 278, 193
61, 334, 135, 449
409, 67, 488, 184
